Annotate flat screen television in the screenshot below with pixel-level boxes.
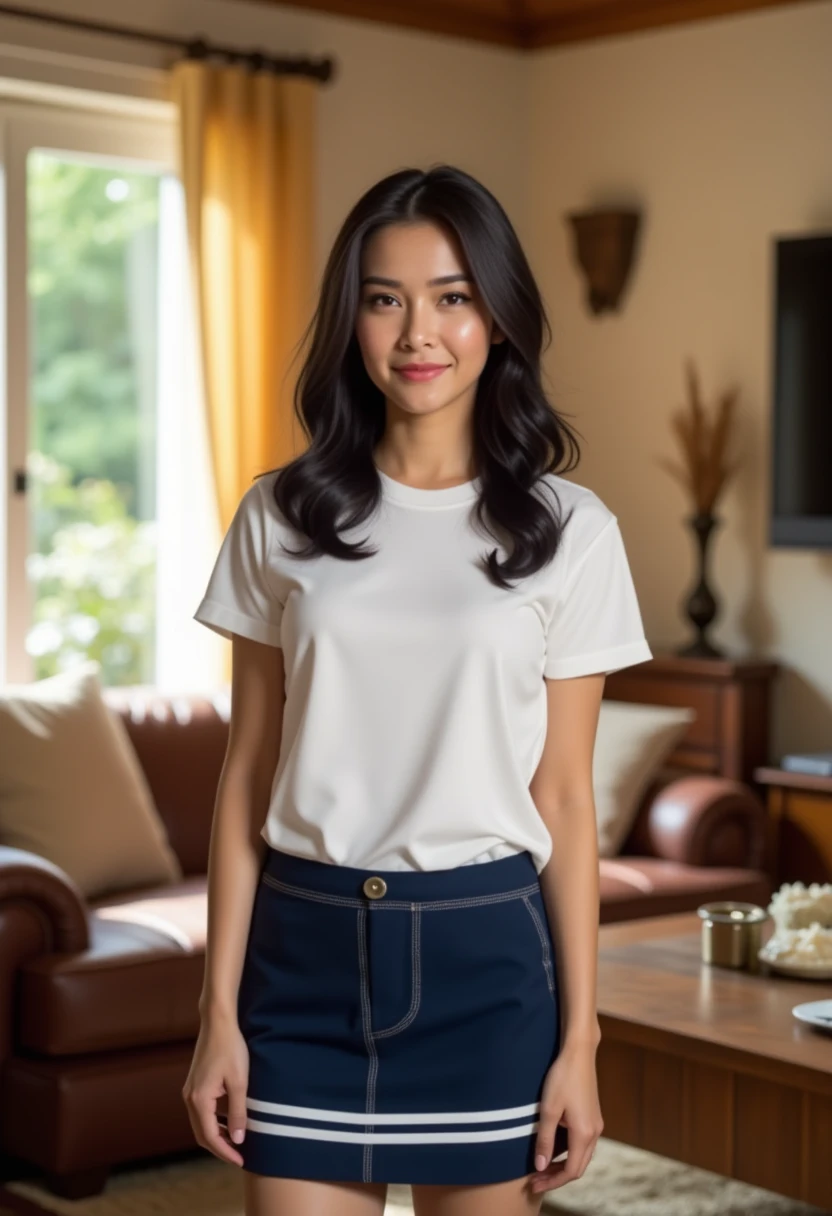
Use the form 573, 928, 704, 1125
770, 232, 832, 548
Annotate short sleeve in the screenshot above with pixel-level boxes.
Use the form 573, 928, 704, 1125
193, 480, 284, 647
544, 515, 652, 679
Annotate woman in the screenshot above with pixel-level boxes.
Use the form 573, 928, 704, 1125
183, 163, 653, 1216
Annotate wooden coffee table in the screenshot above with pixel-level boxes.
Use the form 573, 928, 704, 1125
594, 911, 832, 1210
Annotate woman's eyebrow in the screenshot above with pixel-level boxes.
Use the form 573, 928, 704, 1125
361, 274, 473, 287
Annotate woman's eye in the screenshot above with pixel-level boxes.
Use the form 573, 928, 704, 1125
365, 292, 471, 307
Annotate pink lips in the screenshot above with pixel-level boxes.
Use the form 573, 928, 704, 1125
394, 365, 449, 382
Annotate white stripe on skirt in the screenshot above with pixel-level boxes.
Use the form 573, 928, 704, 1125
239, 1098, 543, 1144
245, 1119, 541, 1144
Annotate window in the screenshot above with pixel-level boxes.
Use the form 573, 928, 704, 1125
1, 96, 222, 688
27, 150, 161, 684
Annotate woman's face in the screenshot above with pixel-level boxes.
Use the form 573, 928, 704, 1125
355, 220, 504, 420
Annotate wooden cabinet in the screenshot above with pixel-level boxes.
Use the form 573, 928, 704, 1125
604, 653, 780, 788
754, 767, 832, 886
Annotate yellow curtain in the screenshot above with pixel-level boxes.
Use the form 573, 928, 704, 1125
171, 58, 316, 679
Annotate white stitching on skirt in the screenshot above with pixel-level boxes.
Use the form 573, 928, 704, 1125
522, 894, 556, 1001
372, 904, 422, 1040
261, 872, 540, 910
357, 906, 378, 1182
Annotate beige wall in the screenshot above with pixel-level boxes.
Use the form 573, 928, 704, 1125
528, 1, 832, 756
2, 0, 830, 754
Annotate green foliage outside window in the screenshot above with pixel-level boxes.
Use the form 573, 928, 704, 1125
26, 152, 161, 685
27, 453, 156, 685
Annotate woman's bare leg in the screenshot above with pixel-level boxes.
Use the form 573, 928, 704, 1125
412, 1175, 544, 1216
244, 1173, 388, 1216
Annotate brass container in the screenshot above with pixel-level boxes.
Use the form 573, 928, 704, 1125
697, 902, 769, 972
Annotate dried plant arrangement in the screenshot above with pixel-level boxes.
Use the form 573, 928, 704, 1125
657, 358, 742, 516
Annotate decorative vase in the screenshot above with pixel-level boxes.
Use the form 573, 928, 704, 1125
677, 511, 725, 659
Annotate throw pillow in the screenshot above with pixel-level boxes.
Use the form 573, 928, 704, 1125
0, 661, 183, 899
593, 700, 696, 857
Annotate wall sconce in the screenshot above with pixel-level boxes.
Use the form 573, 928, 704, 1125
565, 207, 642, 315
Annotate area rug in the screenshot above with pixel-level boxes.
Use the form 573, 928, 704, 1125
2, 1138, 826, 1216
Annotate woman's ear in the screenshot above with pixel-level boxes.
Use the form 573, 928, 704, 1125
491, 328, 506, 344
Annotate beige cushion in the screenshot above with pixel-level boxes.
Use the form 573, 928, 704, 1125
0, 661, 182, 899
594, 700, 696, 857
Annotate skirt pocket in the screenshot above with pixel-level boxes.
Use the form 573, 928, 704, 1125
521, 891, 556, 1002
239, 874, 364, 1045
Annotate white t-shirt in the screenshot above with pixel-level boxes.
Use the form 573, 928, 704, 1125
193, 467, 653, 874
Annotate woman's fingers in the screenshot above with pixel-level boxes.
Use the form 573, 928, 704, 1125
189, 1084, 245, 1166
225, 1080, 249, 1145
534, 1110, 565, 1171
531, 1124, 600, 1192
182, 1021, 250, 1166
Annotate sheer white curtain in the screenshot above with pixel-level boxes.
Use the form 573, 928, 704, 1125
155, 173, 226, 692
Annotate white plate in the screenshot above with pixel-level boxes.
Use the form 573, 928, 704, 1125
791, 999, 832, 1030
757, 946, 832, 980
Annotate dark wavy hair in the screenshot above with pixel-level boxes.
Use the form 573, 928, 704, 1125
263, 163, 583, 589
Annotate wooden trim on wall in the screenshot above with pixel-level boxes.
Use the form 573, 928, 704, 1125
247, 0, 827, 48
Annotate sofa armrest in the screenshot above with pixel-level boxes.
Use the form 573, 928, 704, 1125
0, 847, 89, 954
624, 776, 768, 869
0, 848, 90, 1061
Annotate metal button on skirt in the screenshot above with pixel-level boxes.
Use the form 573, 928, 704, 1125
229, 846, 565, 1186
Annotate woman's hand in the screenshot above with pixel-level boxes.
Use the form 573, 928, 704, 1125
182, 1009, 250, 1167
529, 1039, 604, 1194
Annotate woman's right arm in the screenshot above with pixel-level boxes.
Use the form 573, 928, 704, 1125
182, 633, 286, 1165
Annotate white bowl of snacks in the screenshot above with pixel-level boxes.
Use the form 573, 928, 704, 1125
757, 881, 832, 979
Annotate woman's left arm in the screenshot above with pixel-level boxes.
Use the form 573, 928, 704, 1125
527, 670, 607, 1194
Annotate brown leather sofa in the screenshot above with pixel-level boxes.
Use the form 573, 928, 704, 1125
0, 688, 772, 1198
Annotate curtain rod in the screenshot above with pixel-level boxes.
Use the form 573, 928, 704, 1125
0, 3, 335, 80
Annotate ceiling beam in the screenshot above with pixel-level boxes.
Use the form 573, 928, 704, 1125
242, 0, 827, 49
257, 0, 524, 47
525, 0, 827, 48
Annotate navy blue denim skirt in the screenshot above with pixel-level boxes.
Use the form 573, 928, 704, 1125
231, 846, 566, 1186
